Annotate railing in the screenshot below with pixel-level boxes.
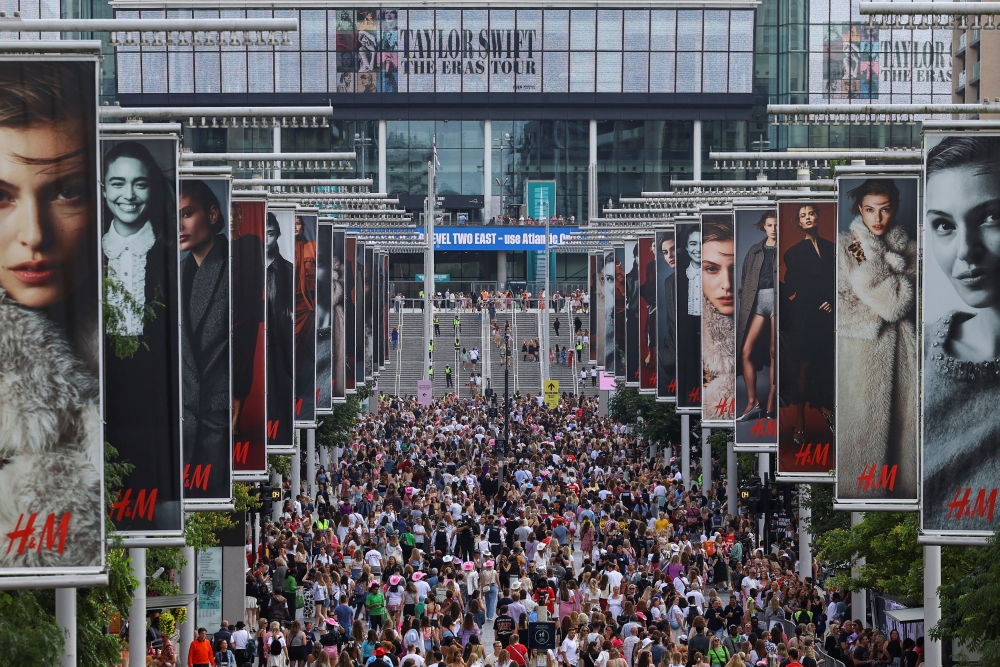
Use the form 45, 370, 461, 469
958, 69, 967, 92
972, 60, 980, 84
957, 30, 967, 55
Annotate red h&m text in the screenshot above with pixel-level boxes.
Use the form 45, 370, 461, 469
6, 512, 71, 555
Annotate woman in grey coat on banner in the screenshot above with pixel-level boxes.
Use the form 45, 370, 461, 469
736, 211, 778, 421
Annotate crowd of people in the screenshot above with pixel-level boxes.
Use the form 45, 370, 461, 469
402, 290, 590, 315
164, 392, 926, 667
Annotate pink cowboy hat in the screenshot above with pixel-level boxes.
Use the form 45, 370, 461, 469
462, 561, 475, 571
389, 575, 402, 585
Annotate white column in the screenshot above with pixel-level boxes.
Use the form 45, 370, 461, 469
758, 453, 769, 544
320, 444, 329, 472
56, 588, 76, 667
497, 250, 507, 288
681, 414, 690, 489
852, 511, 867, 627
924, 545, 942, 667
128, 548, 146, 667
378, 119, 388, 194
306, 429, 316, 499
273, 126, 282, 180
483, 119, 493, 220
589, 120, 598, 167
798, 485, 811, 582
179, 545, 195, 667
291, 434, 302, 504
701, 428, 711, 492
272, 470, 283, 518
797, 166, 811, 192
727, 441, 738, 518
692, 120, 702, 181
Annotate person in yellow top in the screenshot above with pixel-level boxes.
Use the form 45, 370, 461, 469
654, 515, 671, 534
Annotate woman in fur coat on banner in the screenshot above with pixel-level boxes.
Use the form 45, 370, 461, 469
836, 179, 918, 499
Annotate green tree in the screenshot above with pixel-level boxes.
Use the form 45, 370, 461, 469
608, 385, 682, 449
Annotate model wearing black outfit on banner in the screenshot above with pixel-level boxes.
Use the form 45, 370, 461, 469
266, 212, 294, 446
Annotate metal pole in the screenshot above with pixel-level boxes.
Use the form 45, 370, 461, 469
924, 545, 942, 667
179, 545, 195, 667
701, 428, 711, 492
425, 161, 436, 381
291, 433, 302, 505
799, 484, 811, 582
128, 548, 146, 667
681, 414, 690, 489
542, 202, 550, 384
306, 429, 316, 499
727, 440, 738, 519
272, 470, 282, 518
56, 588, 76, 667
852, 511, 867, 626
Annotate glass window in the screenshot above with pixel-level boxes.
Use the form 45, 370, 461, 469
570, 10, 596, 51
275, 51, 300, 92
409, 121, 434, 149
676, 52, 701, 92
622, 52, 649, 93
462, 121, 485, 149
731, 10, 754, 51
649, 10, 676, 51
596, 52, 622, 92
436, 120, 462, 149
543, 51, 568, 92
649, 52, 675, 93
142, 52, 168, 94
703, 10, 729, 51
729, 53, 753, 93
677, 10, 703, 51
301, 52, 327, 92
623, 10, 650, 51
168, 51, 193, 94
194, 52, 220, 93
569, 51, 595, 92
703, 52, 728, 92
543, 9, 569, 50
597, 10, 623, 51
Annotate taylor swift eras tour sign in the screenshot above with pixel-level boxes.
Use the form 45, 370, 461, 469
701, 212, 736, 427
836, 177, 918, 506
776, 201, 836, 478
102, 134, 183, 534
734, 208, 778, 451
179, 176, 232, 503
0, 57, 106, 571
230, 196, 268, 475
674, 219, 702, 414
922, 133, 1000, 536
266, 208, 295, 450
294, 212, 318, 427
655, 229, 677, 402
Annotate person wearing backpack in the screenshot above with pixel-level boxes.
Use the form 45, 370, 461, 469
267, 623, 288, 667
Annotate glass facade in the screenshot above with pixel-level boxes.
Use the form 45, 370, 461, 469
387, 120, 483, 200
113, 7, 755, 95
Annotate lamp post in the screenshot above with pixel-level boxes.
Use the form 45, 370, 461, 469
493, 132, 512, 218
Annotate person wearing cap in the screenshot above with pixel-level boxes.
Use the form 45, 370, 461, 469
229, 621, 251, 666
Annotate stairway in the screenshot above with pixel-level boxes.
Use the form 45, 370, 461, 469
544, 312, 597, 398
513, 311, 541, 396
396, 312, 428, 397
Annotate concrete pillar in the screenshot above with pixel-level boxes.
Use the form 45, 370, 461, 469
128, 548, 146, 667
378, 119, 387, 194
291, 433, 301, 505
320, 444, 329, 472
701, 428, 711, 492
727, 440, 738, 518
179, 545, 195, 665
692, 120, 702, 181
797, 166, 810, 192
484, 119, 493, 220
497, 250, 507, 289
924, 546, 942, 667
798, 485, 810, 582
56, 588, 76, 667
306, 428, 316, 499
589, 120, 598, 167
852, 512, 867, 626
759, 453, 769, 544
681, 414, 690, 489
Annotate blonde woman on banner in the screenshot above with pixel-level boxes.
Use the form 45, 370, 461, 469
836, 179, 917, 498
923, 135, 1000, 531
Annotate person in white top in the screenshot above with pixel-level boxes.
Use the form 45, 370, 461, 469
560, 628, 580, 667
606, 565, 623, 591
365, 547, 383, 574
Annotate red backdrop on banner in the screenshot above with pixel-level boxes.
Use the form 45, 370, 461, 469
233, 200, 267, 473
777, 201, 837, 475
